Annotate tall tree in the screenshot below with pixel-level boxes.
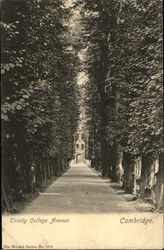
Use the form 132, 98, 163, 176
1, 0, 79, 210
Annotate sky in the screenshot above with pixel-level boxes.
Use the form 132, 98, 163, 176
77, 72, 88, 86
65, 0, 88, 86
64, 0, 74, 7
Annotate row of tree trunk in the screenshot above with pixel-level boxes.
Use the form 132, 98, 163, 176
2, 151, 69, 213
27, 155, 68, 192
90, 146, 163, 212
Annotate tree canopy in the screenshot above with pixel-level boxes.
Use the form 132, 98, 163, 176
1, 0, 80, 207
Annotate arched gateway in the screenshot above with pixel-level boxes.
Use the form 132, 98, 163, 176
73, 128, 86, 165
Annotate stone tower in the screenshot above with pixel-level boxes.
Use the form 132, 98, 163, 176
73, 126, 86, 164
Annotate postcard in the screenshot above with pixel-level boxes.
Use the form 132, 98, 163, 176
1, 0, 163, 249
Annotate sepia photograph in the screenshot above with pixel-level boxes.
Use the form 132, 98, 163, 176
1, 0, 163, 249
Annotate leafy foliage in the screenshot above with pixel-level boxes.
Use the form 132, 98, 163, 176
78, 0, 163, 160
1, 0, 80, 205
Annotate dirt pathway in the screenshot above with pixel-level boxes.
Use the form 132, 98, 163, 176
22, 164, 136, 214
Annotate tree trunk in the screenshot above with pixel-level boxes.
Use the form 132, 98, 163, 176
64, 157, 67, 169
61, 157, 63, 171
106, 145, 112, 179
51, 158, 54, 175
50, 158, 53, 176
95, 149, 100, 171
47, 158, 50, 178
43, 158, 47, 181
57, 156, 61, 173
140, 153, 156, 199
64, 157, 66, 169
111, 144, 122, 183
101, 140, 108, 177
54, 156, 57, 174
54, 157, 58, 174
122, 152, 136, 194
154, 152, 163, 211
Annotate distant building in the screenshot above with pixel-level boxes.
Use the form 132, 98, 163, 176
73, 125, 86, 164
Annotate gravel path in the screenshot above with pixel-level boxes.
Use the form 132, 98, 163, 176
22, 164, 136, 214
